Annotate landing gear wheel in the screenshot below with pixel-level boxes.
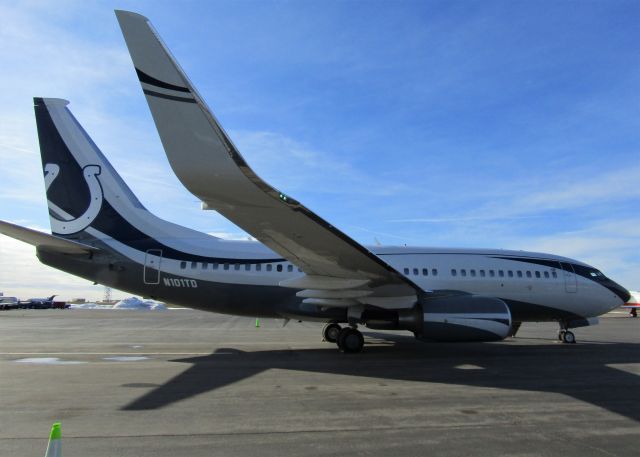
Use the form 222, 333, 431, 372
337, 327, 364, 353
322, 323, 342, 343
558, 330, 566, 341
562, 330, 576, 344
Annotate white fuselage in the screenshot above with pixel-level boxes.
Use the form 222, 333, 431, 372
119, 234, 622, 321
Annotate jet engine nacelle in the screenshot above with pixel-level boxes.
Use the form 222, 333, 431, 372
366, 294, 512, 342
416, 295, 512, 342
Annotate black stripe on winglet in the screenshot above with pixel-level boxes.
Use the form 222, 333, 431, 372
143, 89, 197, 104
136, 68, 190, 93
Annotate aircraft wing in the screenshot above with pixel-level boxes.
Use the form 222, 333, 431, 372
0, 220, 98, 255
116, 10, 422, 306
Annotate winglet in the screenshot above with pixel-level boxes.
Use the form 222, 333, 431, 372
115, 8, 423, 297
115, 10, 193, 100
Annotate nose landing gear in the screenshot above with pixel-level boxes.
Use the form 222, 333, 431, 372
558, 329, 576, 344
558, 321, 576, 344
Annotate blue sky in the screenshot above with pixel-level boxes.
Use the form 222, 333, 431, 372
0, 0, 638, 299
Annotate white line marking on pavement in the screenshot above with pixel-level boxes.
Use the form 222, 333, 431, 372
1, 352, 232, 356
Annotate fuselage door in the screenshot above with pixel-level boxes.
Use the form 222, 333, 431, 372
144, 249, 163, 284
559, 262, 577, 293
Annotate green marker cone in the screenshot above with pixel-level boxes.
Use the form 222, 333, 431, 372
255, 318, 260, 328
45, 422, 62, 457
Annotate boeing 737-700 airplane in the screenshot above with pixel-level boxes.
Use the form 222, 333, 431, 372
0, 11, 630, 353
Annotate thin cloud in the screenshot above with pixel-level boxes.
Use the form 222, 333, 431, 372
508, 219, 640, 289
233, 129, 409, 197
389, 215, 542, 224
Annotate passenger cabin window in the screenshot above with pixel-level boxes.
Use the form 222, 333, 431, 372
508, 271, 513, 278
245, 264, 251, 271
489, 270, 495, 277
191, 261, 197, 269
552, 271, 557, 278
451, 269, 457, 277
461, 269, 467, 277
213, 263, 219, 270
470, 269, 476, 277
277, 264, 283, 272
224, 263, 230, 270
432, 269, 438, 276
526, 271, 532, 278
256, 264, 262, 271
517, 271, 523, 278
287, 265, 293, 272
202, 263, 208, 270
404, 268, 409, 275
234, 264, 240, 271
498, 270, 504, 277
180, 261, 186, 269
422, 268, 429, 276
480, 270, 486, 277
535, 271, 541, 278
267, 264, 272, 272
413, 268, 419, 275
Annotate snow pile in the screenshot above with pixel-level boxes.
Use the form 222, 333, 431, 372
113, 297, 167, 311
69, 303, 111, 309
68, 297, 168, 310
15, 357, 86, 365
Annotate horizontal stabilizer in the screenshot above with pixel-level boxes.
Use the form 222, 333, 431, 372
0, 220, 98, 255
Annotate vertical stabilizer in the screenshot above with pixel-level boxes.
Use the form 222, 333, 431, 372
33, 97, 224, 258
34, 97, 146, 238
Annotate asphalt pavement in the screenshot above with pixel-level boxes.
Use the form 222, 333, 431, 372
0, 309, 638, 456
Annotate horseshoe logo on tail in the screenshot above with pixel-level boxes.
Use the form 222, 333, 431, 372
45, 163, 103, 234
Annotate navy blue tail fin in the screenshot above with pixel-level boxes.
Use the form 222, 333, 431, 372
34, 97, 147, 238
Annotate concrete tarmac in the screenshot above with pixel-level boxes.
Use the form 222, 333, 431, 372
0, 309, 638, 456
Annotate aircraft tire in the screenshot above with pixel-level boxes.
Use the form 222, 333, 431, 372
562, 330, 576, 344
322, 323, 342, 343
338, 328, 364, 353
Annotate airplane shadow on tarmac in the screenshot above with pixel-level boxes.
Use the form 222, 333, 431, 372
122, 334, 640, 422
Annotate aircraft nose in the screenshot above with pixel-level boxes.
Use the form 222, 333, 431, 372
603, 279, 631, 304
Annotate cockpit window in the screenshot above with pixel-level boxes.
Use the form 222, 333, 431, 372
588, 269, 606, 280
573, 264, 607, 281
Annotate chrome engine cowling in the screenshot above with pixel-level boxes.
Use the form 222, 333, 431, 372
364, 294, 512, 342
416, 295, 512, 341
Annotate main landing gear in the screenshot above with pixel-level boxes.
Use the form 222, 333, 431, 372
322, 323, 364, 353
322, 323, 341, 343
